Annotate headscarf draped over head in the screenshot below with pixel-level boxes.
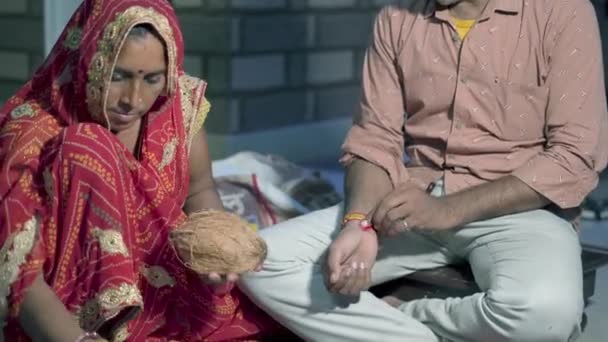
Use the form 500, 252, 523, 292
0, 0, 210, 335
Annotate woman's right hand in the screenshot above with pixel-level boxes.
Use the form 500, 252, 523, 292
201, 263, 263, 294
200, 272, 240, 295
202, 272, 240, 284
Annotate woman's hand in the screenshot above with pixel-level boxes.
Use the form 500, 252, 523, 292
201, 272, 240, 284
200, 264, 263, 294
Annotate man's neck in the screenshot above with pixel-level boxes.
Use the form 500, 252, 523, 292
445, 0, 490, 19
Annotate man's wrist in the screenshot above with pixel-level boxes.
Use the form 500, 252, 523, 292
342, 215, 377, 234
438, 195, 466, 229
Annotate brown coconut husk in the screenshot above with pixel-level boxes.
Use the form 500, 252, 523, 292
170, 209, 267, 274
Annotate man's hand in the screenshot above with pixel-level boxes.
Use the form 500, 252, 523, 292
326, 222, 378, 296
372, 181, 461, 236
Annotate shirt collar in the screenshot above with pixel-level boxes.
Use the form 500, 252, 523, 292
423, 0, 521, 21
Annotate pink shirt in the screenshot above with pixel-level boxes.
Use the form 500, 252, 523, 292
342, 0, 608, 209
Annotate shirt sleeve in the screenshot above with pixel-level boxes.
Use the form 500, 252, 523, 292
340, 7, 410, 186
512, 0, 608, 208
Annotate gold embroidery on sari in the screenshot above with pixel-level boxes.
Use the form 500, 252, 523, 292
87, 6, 178, 126
158, 138, 178, 171
92, 0, 103, 19
10, 103, 36, 119
91, 228, 129, 257
0, 215, 40, 327
64, 27, 82, 50
195, 98, 211, 133
179, 76, 195, 145
99, 283, 142, 311
178, 75, 210, 151
78, 283, 142, 332
141, 265, 175, 288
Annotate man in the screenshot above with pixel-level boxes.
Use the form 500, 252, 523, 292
239, 0, 608, 341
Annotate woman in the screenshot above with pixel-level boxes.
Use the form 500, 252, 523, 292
0, 0, 279, 340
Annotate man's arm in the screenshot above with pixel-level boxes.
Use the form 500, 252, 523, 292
343, 158, 394, 216
446, 1, 608, 225
341, 6, 410, 215
184, 127, 224, 214
371, 175, 551, 234
443, 175, 550, 227
375, 1, 608, 234
510, 0, 608, 209
327, 7, 410, 292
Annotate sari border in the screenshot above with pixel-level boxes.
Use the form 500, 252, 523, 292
0, 215, 40, 334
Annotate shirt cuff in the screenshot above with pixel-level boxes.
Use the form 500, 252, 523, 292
340, 146, 409, 187
511, 153, 598, 209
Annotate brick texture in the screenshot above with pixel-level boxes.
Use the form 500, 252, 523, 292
0, 0, 43, 103
4, 0, 608, 138
174, 0, 391, 134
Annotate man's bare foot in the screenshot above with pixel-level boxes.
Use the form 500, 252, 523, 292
382, 295, 404, 308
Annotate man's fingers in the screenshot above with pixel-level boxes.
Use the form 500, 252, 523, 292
338, 262, 358, 295
348, 262, 368, 296
331, 265, 352, 293
327, 248, 344, 284
373, 196, 403, 232
379, 204, 411, 236
337, 261, 369, 296
373, 186, 417, 231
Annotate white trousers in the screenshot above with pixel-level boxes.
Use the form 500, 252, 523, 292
240, 182, 583, 342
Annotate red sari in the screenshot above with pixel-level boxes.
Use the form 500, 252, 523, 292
0, 0, 278, 340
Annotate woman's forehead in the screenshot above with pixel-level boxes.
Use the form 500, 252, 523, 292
115, 36, 167, 73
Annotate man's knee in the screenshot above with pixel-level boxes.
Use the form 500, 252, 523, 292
257, 225, 300, 266
259, 206, 339, 267
483, 286, 582, 341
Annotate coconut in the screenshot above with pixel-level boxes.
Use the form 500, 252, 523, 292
170, 209, 267, 274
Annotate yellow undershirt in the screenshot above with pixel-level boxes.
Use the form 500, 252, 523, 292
453, 17, 476, 40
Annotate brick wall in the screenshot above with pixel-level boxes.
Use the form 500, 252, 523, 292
0, 0, 43, 103
2, 0, 607, 162
173, 0, 394, 137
